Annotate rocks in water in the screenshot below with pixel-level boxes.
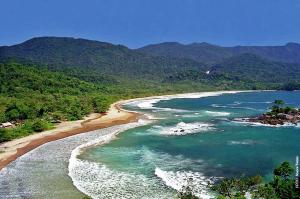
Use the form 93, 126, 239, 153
248, 110, 300, 126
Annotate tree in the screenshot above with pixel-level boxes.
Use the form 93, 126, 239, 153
212, 162, 299, 199
274, 100, 285, 106
273, 161, 293, 180
252, 184, 278, 199
271, 162, 299, 199
271, 100, 286, 115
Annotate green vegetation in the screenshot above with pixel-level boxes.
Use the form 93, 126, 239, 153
1, 37, 300, 91
178, 162, 299, 199
0, 61, 232, 143
269, 100, 298, 116
0, 62, 116, 142
81, 196, 92, 199
138, 41, 300, 65
1, 37, 300, 143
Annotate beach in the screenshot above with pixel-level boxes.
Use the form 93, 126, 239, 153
0, 91, 247, 171
0, 101, 141, 171
0, 90, 271, 199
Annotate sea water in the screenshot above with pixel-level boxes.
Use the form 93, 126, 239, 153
70, 91, 300, 199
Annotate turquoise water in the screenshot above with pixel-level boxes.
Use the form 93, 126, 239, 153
79, 91, 300, 198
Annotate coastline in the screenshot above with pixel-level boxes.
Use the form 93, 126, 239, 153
68, 90, 253, 198
0, 90, 255, 171
0, 90, 276, 198
0, 101, 141, 171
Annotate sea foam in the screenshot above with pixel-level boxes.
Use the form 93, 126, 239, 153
68, 120, 176, 199
151, 122, 215, 136
155, 167, 216, 199
126, 91, 249, 112
205, 111, 231, 116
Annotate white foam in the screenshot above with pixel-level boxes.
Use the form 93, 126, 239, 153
157, 122, 215, 136
136, 99, 162, 109
233, 118, 299, 128
68, 120, 169, 199
228, 140, 257, 145
211, 104, 264, 111
205, 111, 231, 116
155, 167, 216, 199
126, 91, 250, 111
181, 114, 203, 118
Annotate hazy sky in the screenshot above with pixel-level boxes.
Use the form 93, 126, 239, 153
1, 0, 300, 48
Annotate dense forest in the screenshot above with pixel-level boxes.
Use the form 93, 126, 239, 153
138, 41, 300, 64
0, 62, 118, 142
0, 61, 229, 142
0, 37, 300, 142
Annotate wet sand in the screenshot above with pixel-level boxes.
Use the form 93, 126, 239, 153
0, 101, 140, 170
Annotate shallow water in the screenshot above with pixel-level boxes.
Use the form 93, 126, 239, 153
1, 91, 299, 199
0, 123, 141, 199
77, 91, 300, 198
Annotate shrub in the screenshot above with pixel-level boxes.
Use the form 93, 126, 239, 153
31, 119, 53, 132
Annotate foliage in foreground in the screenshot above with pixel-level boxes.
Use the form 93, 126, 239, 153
178, 161, 299, 199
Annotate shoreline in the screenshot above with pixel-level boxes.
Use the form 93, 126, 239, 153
0, 101, 141, 171
0, 90, 258, 171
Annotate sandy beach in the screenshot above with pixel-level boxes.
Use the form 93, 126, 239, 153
0, 91, 251, 171
0, 101, 141, 171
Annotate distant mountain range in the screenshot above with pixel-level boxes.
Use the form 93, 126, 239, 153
137, 41, 300, 64
1, 37, 300, 90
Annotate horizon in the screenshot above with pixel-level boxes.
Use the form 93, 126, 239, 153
2, 35, 300, 49
1, 0, 300, 48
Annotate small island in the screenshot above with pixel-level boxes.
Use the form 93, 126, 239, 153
248, 100, 300, 125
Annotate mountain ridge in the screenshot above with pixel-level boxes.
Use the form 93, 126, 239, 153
138, 41, 300, 64
1, 36, 300, 91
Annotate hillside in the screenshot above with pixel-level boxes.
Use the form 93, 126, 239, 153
0, 37, 300, 91
210, 54, 300, 86
137, 42, 300, 64
1, 37, 300, 142
0, 61, 117, 142
0, 37, 206, 84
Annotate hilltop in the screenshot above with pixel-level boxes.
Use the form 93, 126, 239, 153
1, 37, 300, 91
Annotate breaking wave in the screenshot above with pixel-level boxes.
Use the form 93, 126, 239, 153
126, 91, 247, 111
233, 118, 299, 128
205, 111, 231, 116
228, 140, 258, 145
155, 167, 217, 199
149, 122, 215, 136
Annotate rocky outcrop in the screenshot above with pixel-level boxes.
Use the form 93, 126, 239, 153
248, 110, 300, 125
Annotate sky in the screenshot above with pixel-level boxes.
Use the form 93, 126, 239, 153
1, 0, 300, 48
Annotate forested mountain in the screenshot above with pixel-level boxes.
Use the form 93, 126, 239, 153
0, 61, 115, 142
138, 42, 300, 64
211, 53, 300, 84
1, 37, 300, 89
1, 37, 300, 142
0, 37, 206, 83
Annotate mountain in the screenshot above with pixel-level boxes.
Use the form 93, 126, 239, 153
137, 42, 231, 64
211, 53, 300, 84
2, 37, 300, 142
137, 42, 300, 64
1, 36, 300, 91
0, 37, 206, 84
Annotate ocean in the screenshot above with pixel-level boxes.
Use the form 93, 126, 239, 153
70, 91, 300, 199
1, 91, 300, 199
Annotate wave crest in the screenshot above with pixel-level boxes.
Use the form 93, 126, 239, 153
151, 122, 215, 136
155, 167, 216, 199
